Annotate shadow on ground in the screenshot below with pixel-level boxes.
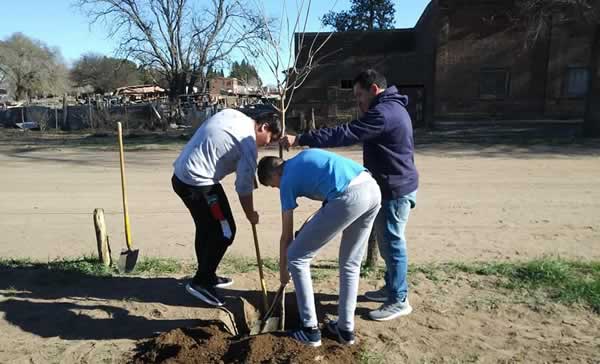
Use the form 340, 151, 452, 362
0, 261, 349, 341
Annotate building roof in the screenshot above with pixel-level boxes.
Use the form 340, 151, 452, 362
114, 84, 166, 95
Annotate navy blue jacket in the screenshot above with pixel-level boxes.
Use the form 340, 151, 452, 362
297, 86, 419, 200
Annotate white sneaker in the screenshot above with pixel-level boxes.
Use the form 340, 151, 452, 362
368, 299, 412, 321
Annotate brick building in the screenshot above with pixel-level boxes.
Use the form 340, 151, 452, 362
290, 0, 599, 129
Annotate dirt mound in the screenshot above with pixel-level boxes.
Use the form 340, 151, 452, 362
132, 320, 360, 364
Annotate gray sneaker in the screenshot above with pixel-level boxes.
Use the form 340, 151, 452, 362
364, 286, 388, 302
368, 299, 412, 321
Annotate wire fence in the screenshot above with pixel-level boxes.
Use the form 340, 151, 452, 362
0, 101, 219, 132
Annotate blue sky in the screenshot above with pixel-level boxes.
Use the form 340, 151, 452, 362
1, 0, 431, 84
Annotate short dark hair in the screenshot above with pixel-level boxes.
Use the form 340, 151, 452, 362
257, 156, 284, 186
255, 111, 282, 140
353, 69, 387, 90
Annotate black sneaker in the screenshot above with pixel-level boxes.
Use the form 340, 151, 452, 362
289, 326, 322, 347
185, 282, 225, 306
325, 320, 355, 345
213, 276, 233, 288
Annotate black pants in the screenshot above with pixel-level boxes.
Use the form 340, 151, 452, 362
172, 175, 236, 285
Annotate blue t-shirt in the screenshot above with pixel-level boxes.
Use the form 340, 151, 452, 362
280, 149, 366, 211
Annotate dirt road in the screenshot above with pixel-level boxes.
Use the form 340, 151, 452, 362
1, 127, 599, 263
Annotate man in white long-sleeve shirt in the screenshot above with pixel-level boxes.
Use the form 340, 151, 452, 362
172, 108, 281, 306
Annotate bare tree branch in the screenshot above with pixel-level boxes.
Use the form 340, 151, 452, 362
78, 0, 266, 99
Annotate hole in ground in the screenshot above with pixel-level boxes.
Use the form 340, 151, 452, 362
218, 288, 303, 336
131, 319, 361, 364
131, 290, 361, 363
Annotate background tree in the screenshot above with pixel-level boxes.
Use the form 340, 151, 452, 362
138, 65, 168, 87
0, 33, 70, 101
78, 0, 266, 100
229, 59, 262, 87
71, 53, 142, 94
517, 0, 600, 137
206, 65, 225, 79
321, 0, 396, 32
243, 0, 334, 159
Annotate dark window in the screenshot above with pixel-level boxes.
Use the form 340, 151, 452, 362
340, 80, 353, 89
565, 67, 589, 97
479, 69, 510, 98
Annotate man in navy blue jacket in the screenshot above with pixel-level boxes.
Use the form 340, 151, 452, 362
280, 69, 418, 321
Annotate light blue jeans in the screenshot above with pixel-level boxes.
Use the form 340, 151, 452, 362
287, 176, 381, 332
373, 190, 417, 303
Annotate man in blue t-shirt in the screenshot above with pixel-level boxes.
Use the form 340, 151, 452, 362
257, 149, 381, 347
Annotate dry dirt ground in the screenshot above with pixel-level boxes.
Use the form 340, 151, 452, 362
0, 124, 599, 263
0, 123, 599, 363
1, 262, 599, 363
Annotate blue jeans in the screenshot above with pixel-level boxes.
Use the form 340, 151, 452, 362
373, 190, 417, 303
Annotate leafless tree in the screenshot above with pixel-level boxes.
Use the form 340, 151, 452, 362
78, 0, 267, 100
243, 0, 337, 154
516, 0, 600, 136
516, 0, 597, 44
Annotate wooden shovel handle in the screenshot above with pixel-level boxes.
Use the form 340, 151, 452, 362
117, 122, 132, 250
252, 224, 269, 312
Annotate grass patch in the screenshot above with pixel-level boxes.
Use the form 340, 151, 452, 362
450, 258, 600, 313
410, 263, 442, 282
0, 255, 193, 277
262, 257, 280, 272
130, 257, 191, 275
2, 255, 598, 313
360, 266, 384, 280
220, 256, 256, 274
312, 267, 333, 282
0, 256, 114, 276
358, 349, 386, 364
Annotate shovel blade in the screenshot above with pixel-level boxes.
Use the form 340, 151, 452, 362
118, 249, 139, 273
250, 317, 282, 335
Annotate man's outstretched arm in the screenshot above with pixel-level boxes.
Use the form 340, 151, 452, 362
281, 109, 385, 149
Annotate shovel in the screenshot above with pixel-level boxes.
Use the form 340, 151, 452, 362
116, 122, 139, 273
251, 224, 269, 312
250, 284, 286, 335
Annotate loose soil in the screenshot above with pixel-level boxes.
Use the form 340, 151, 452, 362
132, 321, 360, 364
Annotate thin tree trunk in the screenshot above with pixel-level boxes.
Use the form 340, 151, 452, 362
279, 97, 286, 158
364, 228, 379, 269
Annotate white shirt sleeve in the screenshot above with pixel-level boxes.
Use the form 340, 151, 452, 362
234, 138, 257, 195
